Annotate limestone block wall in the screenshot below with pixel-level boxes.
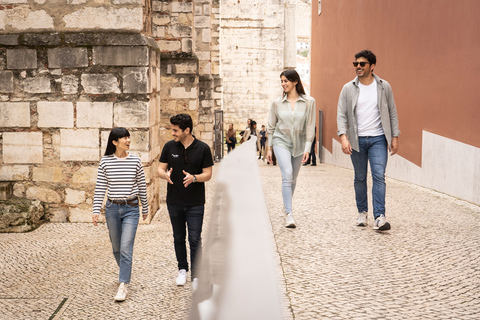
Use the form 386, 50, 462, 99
0, 0, 148, 33
153, 0, 221, 147
220, 0, 285, 130
0, 32, 161, 223
296, 0, 311, 41
150, 0, 221, 200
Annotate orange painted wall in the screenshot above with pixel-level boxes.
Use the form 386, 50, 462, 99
310, 0, 480, 166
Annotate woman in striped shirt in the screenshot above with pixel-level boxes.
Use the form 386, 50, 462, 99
92, 127, 149, 302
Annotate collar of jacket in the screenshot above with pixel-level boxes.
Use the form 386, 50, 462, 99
352, 73, 383, 87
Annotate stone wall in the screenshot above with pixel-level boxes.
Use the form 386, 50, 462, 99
297, 0, 311, 41
220, 0, 286, 131
0, 32, 161, 223
153, 0, 220, 146
219, 0, 312, 132
0, 0, 147, 33
152, 0, 221, 199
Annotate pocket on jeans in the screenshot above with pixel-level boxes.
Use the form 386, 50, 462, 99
105, 200, 113, 208
126, 201, 139, 208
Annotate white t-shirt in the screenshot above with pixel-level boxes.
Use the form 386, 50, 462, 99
356, 80, 384, 137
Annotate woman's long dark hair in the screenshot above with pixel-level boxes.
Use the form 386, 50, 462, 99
105, 127, 130, 156
250, 120, 257, 131
280, 69, 306, 95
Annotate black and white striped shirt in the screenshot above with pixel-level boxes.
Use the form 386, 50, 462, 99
93, 154, 148, 215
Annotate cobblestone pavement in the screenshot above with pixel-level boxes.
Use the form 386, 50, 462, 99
0, 162, 479, 319
262, 162, 480, 320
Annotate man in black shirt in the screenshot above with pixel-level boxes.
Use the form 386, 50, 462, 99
158, 114, 214, 289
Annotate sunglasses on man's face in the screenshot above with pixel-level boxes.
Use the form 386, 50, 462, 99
353, 61, 369, 67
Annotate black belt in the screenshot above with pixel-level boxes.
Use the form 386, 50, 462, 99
108, 198, 139, 206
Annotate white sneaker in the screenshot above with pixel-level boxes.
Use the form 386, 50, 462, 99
176, 269, 188, 286
192, 278, 199, 292
114, 282, 127, 302
356, 211, 368, 226
285, 213, 296, 228
373, 214, 391, 231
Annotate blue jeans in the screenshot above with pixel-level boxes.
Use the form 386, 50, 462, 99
274, 146, 304, 214
350, 135, 388, 219
105, 200, 140, 284
167, 204, 205, 279
227, 143, 235, 152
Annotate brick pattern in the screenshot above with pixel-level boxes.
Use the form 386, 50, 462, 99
0, 1, 143, 32
0, 0, 225, 225
0, 32, 161, 222
152, 0, 221, 153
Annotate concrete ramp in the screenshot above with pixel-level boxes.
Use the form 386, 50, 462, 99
190, 137, 283, 320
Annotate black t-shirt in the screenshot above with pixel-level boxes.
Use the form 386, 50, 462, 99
159, 138, 214, 206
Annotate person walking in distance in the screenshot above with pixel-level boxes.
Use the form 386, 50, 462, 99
267, 69, 316, 228
92, 127, 149, 302
157, 114, 214, 290
304, 126, 317, 166
241, 120, 261, 157
259, 125, 267, 160
226, 123, 236, 153
337, 50, 400, 231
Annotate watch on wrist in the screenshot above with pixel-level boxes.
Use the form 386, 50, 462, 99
192, 175, 197, 183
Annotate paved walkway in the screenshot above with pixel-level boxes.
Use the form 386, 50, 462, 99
1, 162, 479, 319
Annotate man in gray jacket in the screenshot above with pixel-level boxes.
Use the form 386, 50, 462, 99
337, 50, 400, 231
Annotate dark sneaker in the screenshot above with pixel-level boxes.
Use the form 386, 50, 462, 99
373, 214, 391, 231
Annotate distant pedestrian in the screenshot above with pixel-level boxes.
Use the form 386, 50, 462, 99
304, 126, 317, 166
337, 50, 400, 230
245, 118, 251, 130
259, 125, 267, 160
241, 120, 261, 155
92, 127, 149, 302
267, 69, 316, 228
266, 130, 277, 165
226, 123, 236, 153
239, 118, 251, 138
157, 114, 213, 290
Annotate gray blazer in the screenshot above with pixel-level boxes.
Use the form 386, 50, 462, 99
337, 74, 400, 152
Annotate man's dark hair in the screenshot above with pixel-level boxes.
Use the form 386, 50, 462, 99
355, 50, 377, 65
170, 113, 193, 133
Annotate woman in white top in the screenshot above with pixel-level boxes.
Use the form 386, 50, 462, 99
266, 70, 316, 228
92, 127, 149, 302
